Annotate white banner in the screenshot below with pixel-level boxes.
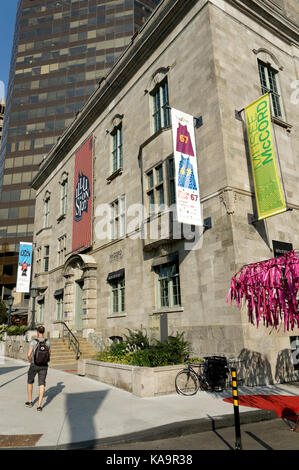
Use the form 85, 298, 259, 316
16, 242, 32, 293
171, 108, 202, 226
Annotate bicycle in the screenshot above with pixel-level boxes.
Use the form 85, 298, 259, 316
175, 356, 229, 396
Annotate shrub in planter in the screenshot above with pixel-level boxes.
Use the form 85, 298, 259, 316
96, 329, 195, 367
131, 332, 191, 367
0, 324, 6, 341
123, 328, 150, 352
6, 325, 29, 336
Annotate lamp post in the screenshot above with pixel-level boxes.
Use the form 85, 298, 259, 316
7, 295, 14, 327
30, 286, 39, 330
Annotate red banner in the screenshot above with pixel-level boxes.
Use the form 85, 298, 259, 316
72, 135, 93, 253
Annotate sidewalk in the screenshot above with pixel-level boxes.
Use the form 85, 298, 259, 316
0, 356, 298, 449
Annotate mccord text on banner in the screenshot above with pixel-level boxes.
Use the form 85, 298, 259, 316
244, 93, 286, 220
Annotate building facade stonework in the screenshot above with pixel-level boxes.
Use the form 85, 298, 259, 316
0, 0, 160, 297
31, 0, 299, 385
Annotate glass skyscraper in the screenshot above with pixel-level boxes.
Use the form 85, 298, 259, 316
0, 0, 160, 298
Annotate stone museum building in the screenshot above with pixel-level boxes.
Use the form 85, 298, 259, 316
31, 0, 299, 384
0, 0, 160, 298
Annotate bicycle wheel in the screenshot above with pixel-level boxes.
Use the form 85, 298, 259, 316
175, 369, 199, 396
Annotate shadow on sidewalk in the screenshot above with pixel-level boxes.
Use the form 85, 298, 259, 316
43, 381, 66, 408
61, 390, 109, 449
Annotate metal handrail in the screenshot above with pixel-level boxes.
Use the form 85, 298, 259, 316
54, 321, 81, 360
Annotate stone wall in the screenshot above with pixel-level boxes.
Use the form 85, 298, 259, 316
78, 359, 185, 397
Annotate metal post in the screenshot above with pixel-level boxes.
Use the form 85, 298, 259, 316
231, 368, 242, 450
30, 296, 36, 330
7, 295, 14, 328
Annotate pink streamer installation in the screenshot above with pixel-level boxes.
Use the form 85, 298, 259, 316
226, 251, 299, 332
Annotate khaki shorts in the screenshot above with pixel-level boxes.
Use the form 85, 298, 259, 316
27, 363, 48, 386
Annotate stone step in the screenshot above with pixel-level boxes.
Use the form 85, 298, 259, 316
46, 336, 97, 366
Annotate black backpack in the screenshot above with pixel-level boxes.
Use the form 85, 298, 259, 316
34, 339, 50, 366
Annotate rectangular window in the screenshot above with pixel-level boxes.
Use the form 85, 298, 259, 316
43, 246, 50, 272
58, 235, 66, 266
111, 125, 123, 173
61, 180, 68, 215
44, 198, 50, 228
156, 260, 181, 309
146, 158, 175, 215
110, 279, 125, 314
168, 158, 176, 205
258, 60, 283, 118
37, 299, 44, 324
36, 247, 42, 273
110, 195, 126, 240
56, 295, 64, 321
151, 79, 170, 133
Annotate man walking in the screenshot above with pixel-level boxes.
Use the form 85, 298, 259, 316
25, 326, 51, 411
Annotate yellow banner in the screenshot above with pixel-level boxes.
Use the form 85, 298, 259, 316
245, 94, 286, 220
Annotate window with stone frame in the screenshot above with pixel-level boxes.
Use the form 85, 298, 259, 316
55, 294, 64, 321
60, 173, 68, 216
57, 234, 67, 266
146, 157, 176, 216
43, 245, 50, 272
110, 195, 126, 240
151, 77, 171, 133
43, 191, 50, 228
37, 298, 44, 324
111, 123, 123, 173
258, 60, 284, 118
155, 257, 181, 309
110, 278, 125, 314
36, 246, 42, 273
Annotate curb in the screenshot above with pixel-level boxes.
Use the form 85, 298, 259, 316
3, 409, 277, 450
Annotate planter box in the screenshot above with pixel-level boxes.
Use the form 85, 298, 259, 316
1, 331, 38, 362
2, 335, 29, 361
78, 359, 183, 397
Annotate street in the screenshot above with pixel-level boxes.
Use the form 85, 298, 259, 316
95, 418, 299, 451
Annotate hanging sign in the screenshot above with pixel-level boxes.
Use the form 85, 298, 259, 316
72, 135, 93, 253
16, 242, 32, 293
272, 240, 293, 258
171, 108, 202, 226
244, 93, 286, 220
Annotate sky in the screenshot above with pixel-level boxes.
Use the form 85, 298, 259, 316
0, 0, 19, 100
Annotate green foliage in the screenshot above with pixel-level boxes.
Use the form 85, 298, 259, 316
109, 341, 128, 357
6, 325, 29, 336
0, 324, 6, 341
0, 300, 7, 324
96, 329, 194, 367
123, 328, 150, 352
132, 332, 191, 367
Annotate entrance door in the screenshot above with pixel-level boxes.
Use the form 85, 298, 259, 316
75, 280, 84, 331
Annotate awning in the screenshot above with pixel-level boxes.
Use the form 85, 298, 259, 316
107, 268, 125, 282
151, 252, 178, 268
54, 289, 64, 297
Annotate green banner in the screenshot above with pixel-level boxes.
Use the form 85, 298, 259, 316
245, 93, 286, 220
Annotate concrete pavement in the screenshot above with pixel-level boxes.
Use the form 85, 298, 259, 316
0, 356, 298, 450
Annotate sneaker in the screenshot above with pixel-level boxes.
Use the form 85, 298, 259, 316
25, 402, 33, 408
37, 406, 42, 412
